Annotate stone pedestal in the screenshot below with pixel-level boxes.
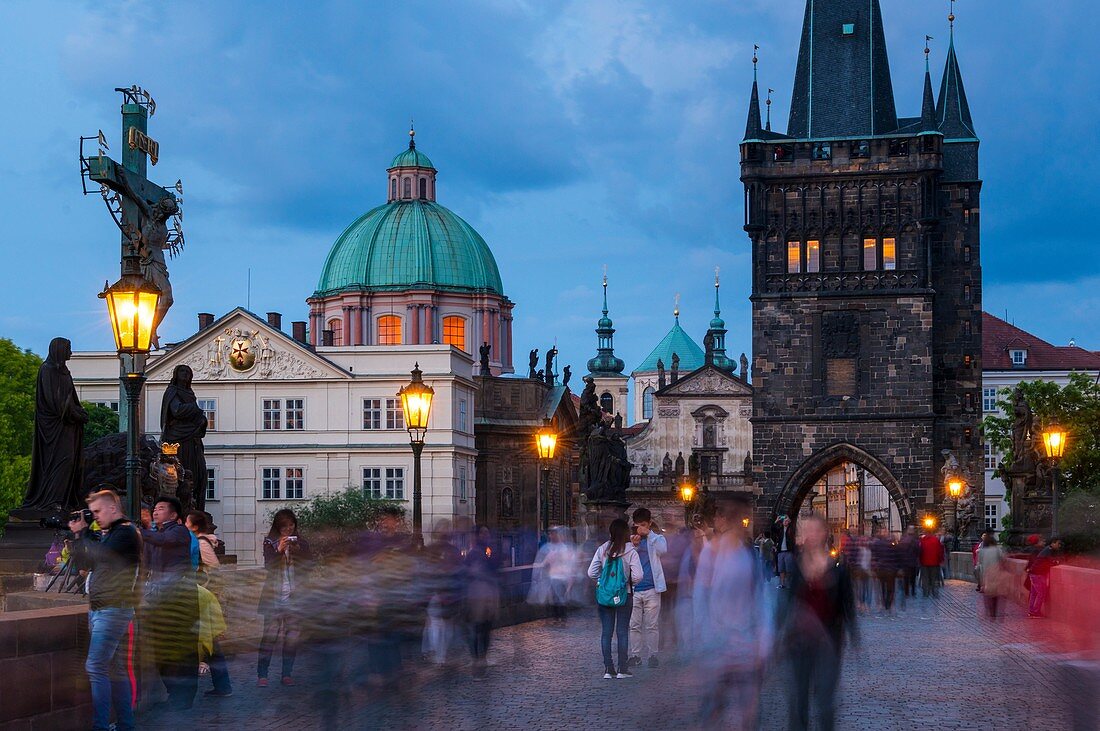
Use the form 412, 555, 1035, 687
1006, 470, 1052, 545
0, 516, 59, 576
579, 499, 631, 545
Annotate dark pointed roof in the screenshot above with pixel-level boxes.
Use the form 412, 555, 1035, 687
744, 79, 764, 141
919, 67, 938, 133
936, 34, 976, 139
787, 0, 898, 139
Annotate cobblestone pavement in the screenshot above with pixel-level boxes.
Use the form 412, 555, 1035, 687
142, 581, 1078, 730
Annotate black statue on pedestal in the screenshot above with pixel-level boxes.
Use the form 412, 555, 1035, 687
19, 338, 88, 514
562, 365, 572, 387
657, 359, 666, 389
581, 415, 632, 503
479, 342, 492, 376
528, 349, 539, 379
545, 346, 558, 385
161, 365, 208, 513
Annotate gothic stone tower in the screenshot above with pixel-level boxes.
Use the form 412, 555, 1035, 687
741, 1, 982, 532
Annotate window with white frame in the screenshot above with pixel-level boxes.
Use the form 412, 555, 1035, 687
985, 503, 999, 530
1010, 349, 1027, 366
458, 464, 468, 501
362, 467, 383, 498
197, 399, 217, 431
205, 467, 216, 502
262, 400, 282, 431
363, 399, 382, 430
386, 398, 404, 430
385, 467, 405, 499
982, 387, 998, 413
285, 399, 304, 430
285, 467, 304, 499
262, 467, 281, 499
984, 442, 998, 471
89, 400, 120, 412
458, 398, 468, 432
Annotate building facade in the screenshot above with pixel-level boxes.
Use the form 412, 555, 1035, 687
742, 1, 983, 534
981, 313, 1100, 531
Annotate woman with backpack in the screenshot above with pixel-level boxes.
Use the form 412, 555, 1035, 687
587, 518, 643, 679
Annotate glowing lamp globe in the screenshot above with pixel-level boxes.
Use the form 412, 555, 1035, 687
679, 483, 695, 503
99, 274, 160, 353
922, 516, 937, 530
1042, 424, 1067, 460
535, 422, 558, 460
398, 363, 434, 441
947, 479, 964, 499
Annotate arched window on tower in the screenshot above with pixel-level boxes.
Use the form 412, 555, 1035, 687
642, 387, 655, 420
419, 178, 427, 199
600, 392, 614, 414
327, 318, 343, 346
377, 315, 402, 345
403, 177, 411, 198
442, 316, 467, 351
390, 178, 397, 200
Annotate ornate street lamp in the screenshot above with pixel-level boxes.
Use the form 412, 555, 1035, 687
534, 419, 558, 538
679, 481, 696, 526
100, 272, 160, 521
398, 363, 434, 541
946, 476, 965, 546
1042, 422, 1068, 536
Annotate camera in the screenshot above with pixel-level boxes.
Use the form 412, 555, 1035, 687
286, 536, 298, 543
41, 508, 93, 531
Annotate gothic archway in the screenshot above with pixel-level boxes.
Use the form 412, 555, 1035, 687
773, 442, 913, 530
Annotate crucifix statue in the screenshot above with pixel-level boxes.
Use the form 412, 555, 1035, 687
81, 86, 183, 349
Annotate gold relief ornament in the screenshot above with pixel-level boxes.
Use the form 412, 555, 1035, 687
161, 442, 180, 456
225, 328, 263, 372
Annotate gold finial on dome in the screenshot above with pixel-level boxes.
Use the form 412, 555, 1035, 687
409, 119, 416, 149
948, 0, 956, 30
674, 292, 681, 321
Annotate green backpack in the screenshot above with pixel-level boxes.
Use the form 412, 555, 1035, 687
596, 552, 629, 607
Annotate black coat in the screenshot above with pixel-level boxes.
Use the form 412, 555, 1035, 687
23, 338, 87, 512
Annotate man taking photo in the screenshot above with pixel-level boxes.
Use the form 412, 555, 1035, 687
69, 488, 142, 731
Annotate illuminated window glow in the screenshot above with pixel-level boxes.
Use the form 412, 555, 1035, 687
787, 241, 801, 273
883, 238, 896, 271
378, 315, 402, 345
807, 240, 821, 273
863, 238, 877, 271
442, 316, 467, 351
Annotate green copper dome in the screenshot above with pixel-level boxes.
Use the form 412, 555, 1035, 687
315, 200, 504, 296
390, 146, 435, 170
634, 318, 705, 373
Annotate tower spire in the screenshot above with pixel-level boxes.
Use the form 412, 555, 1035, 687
713, 266, 722, 318
674, 293, 680, 324
586, 267, 624, 376
920, 37, 938, 132
707, 267, 733, 371
766, 88, 773, 132
936, 1, 976, 139
744, 45, 764, 140
408, 119, 416, 149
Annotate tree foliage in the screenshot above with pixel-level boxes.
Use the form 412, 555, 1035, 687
0, 339, 42, 525
983, 372, 1100, 496
82, 402, 120, 446
272, 487, 406, 560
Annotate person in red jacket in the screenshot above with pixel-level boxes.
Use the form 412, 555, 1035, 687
919, 529, 945, 598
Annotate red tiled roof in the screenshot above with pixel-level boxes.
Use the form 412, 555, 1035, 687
983, 312, 1100, 371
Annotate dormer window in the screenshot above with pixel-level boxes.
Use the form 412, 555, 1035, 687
1010, 349, 1027, 367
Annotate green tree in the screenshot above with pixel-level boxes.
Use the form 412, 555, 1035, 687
272, 487, 406, 560
983, 372, 1100, 496
0, 339, 42, 526
82, 402, 120, 446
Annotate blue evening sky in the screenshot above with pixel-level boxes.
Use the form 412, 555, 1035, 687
1, 1, 1097, 383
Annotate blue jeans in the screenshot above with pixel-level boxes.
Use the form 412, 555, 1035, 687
86, 607, 135, 731
598, 596, 633, 673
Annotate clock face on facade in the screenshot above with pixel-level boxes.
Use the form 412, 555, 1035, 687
228, 335, 257, 372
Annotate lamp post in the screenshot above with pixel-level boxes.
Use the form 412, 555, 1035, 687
947, 476, 964, 547
398, 363, 434, 543
100, 269, 160, 521
679, 481, 696, 525
1042, 422, 1068, 536
535, 419, 558, 539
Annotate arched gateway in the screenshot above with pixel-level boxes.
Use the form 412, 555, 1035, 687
771, 443, 913, 536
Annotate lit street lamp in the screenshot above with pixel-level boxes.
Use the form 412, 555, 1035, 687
1042, 422, 1068, 536
946, 476, 964, 546
535, 419, 558, 538
100, 271, 160, 521
398, 363, 434, 542
680, 481, 696, 525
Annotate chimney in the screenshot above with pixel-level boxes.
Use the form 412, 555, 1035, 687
321, 329, 334, 347
198, 313, 215, 331
266, 312, 282, 330
291, 321, 307, 343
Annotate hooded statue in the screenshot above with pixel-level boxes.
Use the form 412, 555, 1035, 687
21, 337, 89, 513
160, 364, 208, 512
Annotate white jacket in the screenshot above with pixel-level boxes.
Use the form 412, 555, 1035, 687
588, 541, 644, 593
636, 532, 668, 593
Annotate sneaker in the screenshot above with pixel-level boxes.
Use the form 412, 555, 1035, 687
257, 677, 269, 687
603, 672, 615, 680
281, 677, 295, 686
204, 688, 233, 697
616, 672, 633, 679
648, 656, 660, 668
627, 656, 642, 668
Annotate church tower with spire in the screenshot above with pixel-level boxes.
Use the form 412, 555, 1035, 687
741, 1, 982, 534
585, 273, 629, 420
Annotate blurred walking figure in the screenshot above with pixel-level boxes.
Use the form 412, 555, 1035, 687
840, 530, 870, 612
186, 511, 232, 697
1026, 536, 1062, 618
977, 533, 1007, 619
870, 527, 899, 615
899, 527, 920, 599
756, 532, 776, 585
673, 524, 707, 652
919, 527, 944, 598
780, 514, 859, 731
588, 518, 642, 679
142, 495, 199, 711
465, 526, 501, 679
529, 527, 578, 624
694, 497, 773, 730
257, 509, 312, 687
423, 520, 463, 665
628, 508, 667, 668
68, 489, 141, 731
